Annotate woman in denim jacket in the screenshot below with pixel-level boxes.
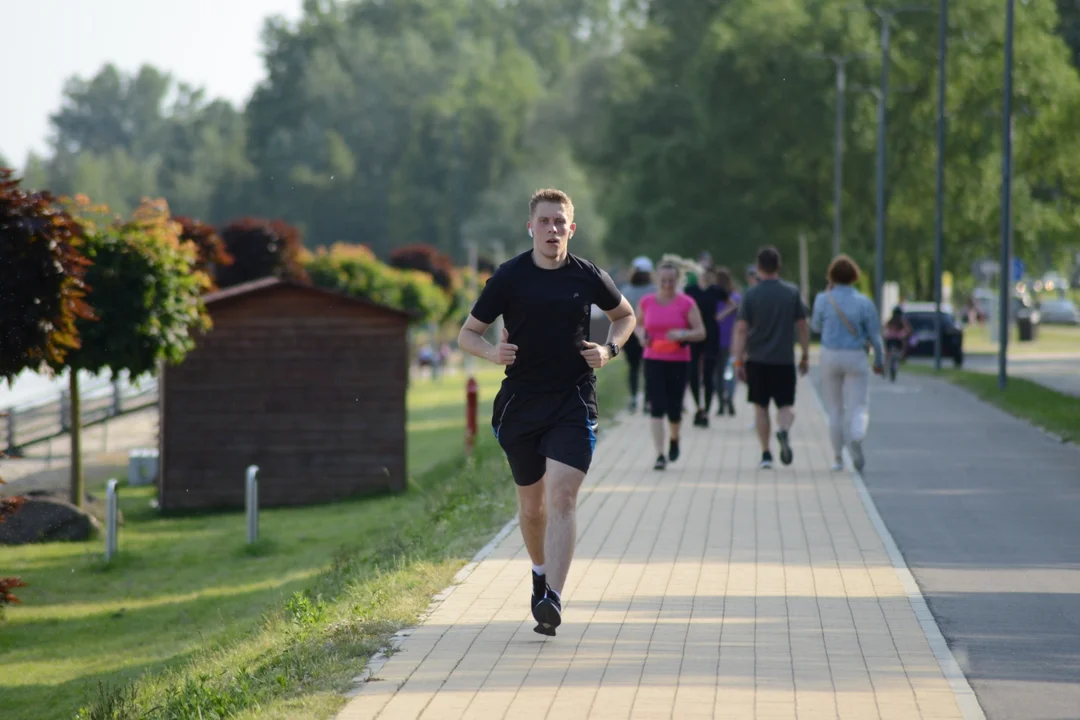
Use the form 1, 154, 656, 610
810, 255, 884, 472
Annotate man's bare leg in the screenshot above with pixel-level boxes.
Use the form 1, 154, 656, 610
754, 404, 771, 451
776, 406, 795, 432
517, 479, 546, 567
542, 458, 586, 595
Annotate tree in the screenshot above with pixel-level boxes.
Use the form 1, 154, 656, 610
388, 243, 456, 291
175, 216, 233, 285
215, 217, 309, 289
0, 169, 92, 382
61, 196, 212, 506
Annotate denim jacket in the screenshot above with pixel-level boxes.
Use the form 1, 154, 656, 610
810, 285, 884, 367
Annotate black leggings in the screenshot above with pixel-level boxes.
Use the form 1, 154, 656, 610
623, 333, 644, 397
689, 344, 719, 412
645, 359, 689, 423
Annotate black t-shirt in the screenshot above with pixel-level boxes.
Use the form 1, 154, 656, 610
685, 283, 724, 352
471, 251, 623, 393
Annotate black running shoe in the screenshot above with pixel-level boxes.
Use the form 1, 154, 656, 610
654, 454, 667, 471
776, 430, 793, 466
759, 450, 774, 469
668, 439, 680, 462
531, 570, 546, 611
533, 586, 562, 636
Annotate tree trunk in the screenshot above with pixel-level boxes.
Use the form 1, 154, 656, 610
69, 372, 84, 508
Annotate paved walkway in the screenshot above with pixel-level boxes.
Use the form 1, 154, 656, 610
337, 379, 977, 720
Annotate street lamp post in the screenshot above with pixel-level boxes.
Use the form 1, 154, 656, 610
999, 0, 1016, 390
933, 0, 948, 371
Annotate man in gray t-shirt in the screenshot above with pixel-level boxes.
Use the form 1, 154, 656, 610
731, 245, 810, 469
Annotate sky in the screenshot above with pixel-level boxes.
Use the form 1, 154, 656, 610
0, 0, 305, 169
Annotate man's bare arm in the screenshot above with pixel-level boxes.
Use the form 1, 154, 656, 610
458, 315, 516, 365
795, 318, 810, 358
731, 319, 749, 364
604, 296, 637, 348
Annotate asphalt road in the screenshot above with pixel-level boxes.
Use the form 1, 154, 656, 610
810, 369, 1080, 720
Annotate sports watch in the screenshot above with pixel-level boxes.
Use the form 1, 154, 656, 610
607, 342, 620, 358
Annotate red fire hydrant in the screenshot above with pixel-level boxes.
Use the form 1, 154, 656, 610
465, 375, 478, 454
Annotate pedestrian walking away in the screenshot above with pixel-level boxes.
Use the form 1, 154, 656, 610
730, 246, 810, 469
618, 256, 657, 413
713, 266, 740, 416
810, 255, 884, 472
684, 264, 725, 427
635, 261, 707, 470
457, 188, 636, 637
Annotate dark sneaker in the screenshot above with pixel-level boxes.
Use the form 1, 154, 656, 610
533, 587, 562, 636
653, 454, 667, 471
627, 398, 637, 414
668, 439, 680, 462
776, 430, 793, 466
759, 450, 774, 469
531, 570, 546, 611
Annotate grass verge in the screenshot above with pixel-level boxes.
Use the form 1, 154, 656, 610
906, 364, 1080, 444
961, 323, 1080, 356
4, 360, 627, 720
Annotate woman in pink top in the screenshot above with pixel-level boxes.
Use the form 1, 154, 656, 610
634, 261, 707, 470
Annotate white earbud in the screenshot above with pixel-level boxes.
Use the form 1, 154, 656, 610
528, 227, 534, 238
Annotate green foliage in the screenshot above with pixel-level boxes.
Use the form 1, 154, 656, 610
62, 197, 212, 379
174, 216, 232, 286
0, 169, 92, 380
306, 244, 448, 324
215, 217, 309, 289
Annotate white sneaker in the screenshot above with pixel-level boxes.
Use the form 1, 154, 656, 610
849, 440, 865, 472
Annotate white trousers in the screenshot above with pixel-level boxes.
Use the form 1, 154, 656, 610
819, 347, 871, 458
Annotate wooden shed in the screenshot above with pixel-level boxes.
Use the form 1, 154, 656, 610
158, 277, 411, 512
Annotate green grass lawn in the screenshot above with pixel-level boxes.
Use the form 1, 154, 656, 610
961, 322, 1080, 356
2, 361, 627, 720
907, 364, 1080, 444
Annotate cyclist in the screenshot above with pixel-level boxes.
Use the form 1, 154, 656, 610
883, 306, 913, 379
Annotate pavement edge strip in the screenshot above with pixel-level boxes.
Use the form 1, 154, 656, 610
806, 378, 988, 720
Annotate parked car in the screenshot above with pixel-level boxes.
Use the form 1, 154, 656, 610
901, 303, 964, 367
1038, 298, 1080, 325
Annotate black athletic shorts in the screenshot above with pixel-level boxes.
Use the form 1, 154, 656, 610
491, 378, 599, 486
745, 361, 796, 409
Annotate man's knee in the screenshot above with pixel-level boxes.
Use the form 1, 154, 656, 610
517, 481, 546, 520
545, 460, 585, 513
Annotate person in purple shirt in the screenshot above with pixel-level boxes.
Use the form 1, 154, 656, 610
713, 267, 740, 415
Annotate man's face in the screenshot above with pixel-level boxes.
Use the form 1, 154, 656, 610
528, 201, 575, 259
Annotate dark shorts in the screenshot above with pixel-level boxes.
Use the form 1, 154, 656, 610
745, 361, 796, 408
491, 380, 598, 487
644, 359, 688, 422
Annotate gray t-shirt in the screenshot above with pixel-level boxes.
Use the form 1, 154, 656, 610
620, 282, 657, 312
737, 278, 808, 365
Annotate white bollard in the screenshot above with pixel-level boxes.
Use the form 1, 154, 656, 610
105, 478, 119, 562
245, 465, 260, 545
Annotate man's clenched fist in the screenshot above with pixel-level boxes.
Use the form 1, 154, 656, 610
493, 327, 518, 366
580, 341, 611, 369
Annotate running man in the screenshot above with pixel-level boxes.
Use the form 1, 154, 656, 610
730, 246, 810, 469
458, 188, 636, 636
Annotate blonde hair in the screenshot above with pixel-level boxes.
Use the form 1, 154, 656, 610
529, 188, 575, 221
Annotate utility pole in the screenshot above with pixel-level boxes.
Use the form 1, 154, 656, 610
811, 52, 866, 258
933, 0, 948, 371
867, 5, 930, 319
999, 0, 1016, 390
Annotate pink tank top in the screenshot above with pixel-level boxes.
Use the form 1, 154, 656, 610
641, 293, 695, 362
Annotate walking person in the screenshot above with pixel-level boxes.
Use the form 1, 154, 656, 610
743, 265, 760, 428
635, 261, 707, 470
713, 266, 740, 416
811, 255, 884, 471
618, 256, 657, 413
458, 188, 636, 636
685, 265, 725, 427
730, 246, 811, 469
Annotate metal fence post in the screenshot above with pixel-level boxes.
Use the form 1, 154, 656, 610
60, 389, 70, 432
5, 408, 14, 451
105, 479, 119, 562
112, 377, 123, 416
245, 465, 259, 544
